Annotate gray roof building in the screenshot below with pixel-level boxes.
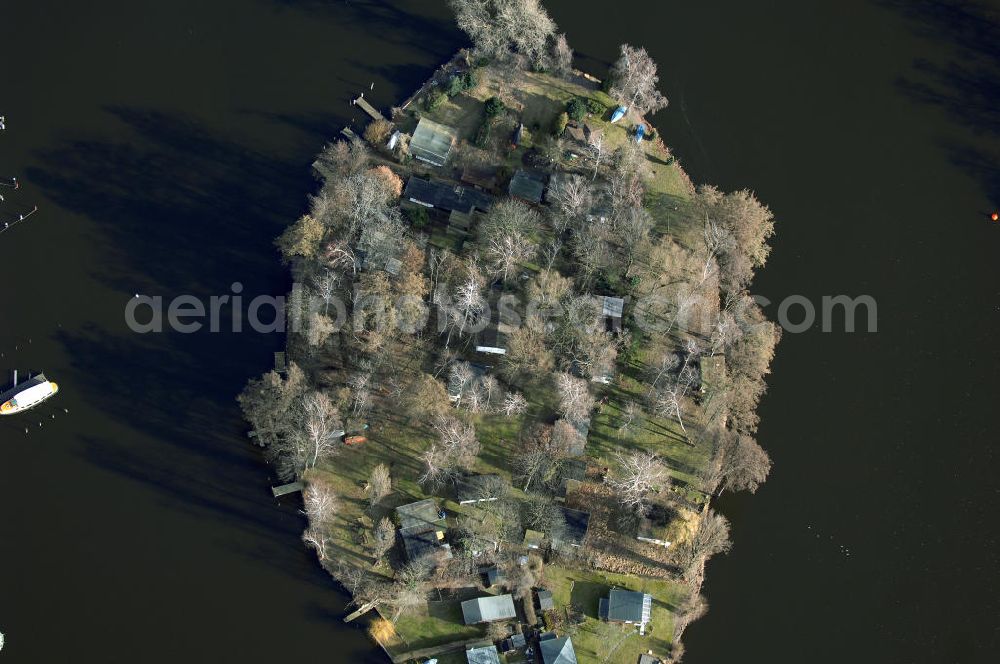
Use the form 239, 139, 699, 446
396, 499, 450, 562
461, 594, 517, 624
410, 117, 457, 166
404, 176, 494, 214
539, 635, 578, 664
508, 169, 547, 204
598, 589, 653, 625
537, 589, 555, 611
466, 644, 502, 664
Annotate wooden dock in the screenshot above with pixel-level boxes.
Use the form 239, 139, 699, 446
271, 481, 304, 498
352, 95, 385, 122
343, 601, 377, 623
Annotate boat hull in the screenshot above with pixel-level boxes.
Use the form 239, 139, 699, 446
0, 374, 59, 415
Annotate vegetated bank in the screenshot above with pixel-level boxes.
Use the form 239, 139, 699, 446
238, 3, 778, 663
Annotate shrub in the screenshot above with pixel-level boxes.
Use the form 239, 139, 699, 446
475, 119, 493, 148
586, 98, 607, 116
446, 75, 465, 97
425, 89, 446, 111
484, 96, 506, 119
552, 111, 569, 136
363, 118, 392, 146
566, 97, 587, 122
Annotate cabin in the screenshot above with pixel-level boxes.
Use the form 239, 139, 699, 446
599, 589, 653, 631
601, 296, 625, 330
461, 594, 517, 624
553, 507, 590, 548
537, 588, 555, 612
409, 117, 457, 166
539, 634, 578, 664
508, 169, 547, 205
396, 499, 451, 563
466, 644, 502, 664
404, 176, 494, 215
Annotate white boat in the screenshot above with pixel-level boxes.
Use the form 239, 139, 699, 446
0, 373, 59, 415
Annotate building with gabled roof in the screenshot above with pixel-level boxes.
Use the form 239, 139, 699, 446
466, 644, 502, 664
404, 177, 494, 214
508, 169, 547, 204
539, 635, 578, 664
461, 594, 517, 624
410, 117, 457, 166
396, 499, 451, 563
598, 588, 653, 628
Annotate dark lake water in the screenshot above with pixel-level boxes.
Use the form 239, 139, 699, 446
1, 1, 997, 662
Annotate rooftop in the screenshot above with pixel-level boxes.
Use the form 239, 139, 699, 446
539, 635, 578, 664
410, 117, 457, 166
598, 589, 653, 625
404, 176, 494, 214
508, 169, 547, 204
466, 644, 502, 664
553, 507, 590, 547
537, 588, 555, 611
461, 594, 517, 624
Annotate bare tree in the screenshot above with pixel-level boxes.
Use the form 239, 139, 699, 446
718, 432, 772, 494
606, 450, 668, 512
303, 481, 339, 530
548, 173, 592, 232
586, 128, 606, 181
675, 509, 732, 578
549, 33, 573, 77
502, 391, 528, 416
372, 516, 397, 562
608, 43, 669, 115
555, 372, 594, 424
420, 415, 480, 487
303, 391, 343, 468
368, 463, 392, 509
449, 0, 556, 68
486, 230, 537, 282
617, 400, 640, 436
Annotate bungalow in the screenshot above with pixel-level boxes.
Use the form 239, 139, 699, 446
466, 644, 502, 664
599, 589, 653, 631
404, 176, 494, 215
539, 635, 578, 664
461, 594, 517, 625
552, 507, 590, 548
396, 499, 451, 563
409, 117, 457, 166
508, 169, 547, 205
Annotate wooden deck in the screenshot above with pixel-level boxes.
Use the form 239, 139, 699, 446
352, 95, 385, 122
271, 481, 304, 497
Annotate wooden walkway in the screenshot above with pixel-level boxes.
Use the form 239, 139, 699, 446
352, 95, 385, 122
271, 481, 304, 497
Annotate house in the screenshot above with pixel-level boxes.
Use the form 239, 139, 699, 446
457, 473, 503, 505
508, 169, 547, 204
409, 117, 457, 166
466, 644, 502, 664
599, 589, 653, 630
461, 594, 517, 624
601, 296, 625, 328
404, 176, 494, 214
537, 589, 555, 611
553, 507, 590, 548
539, 635, 578, 664
396, 499, 451, 563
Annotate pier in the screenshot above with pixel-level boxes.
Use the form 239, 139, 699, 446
351, 95, 385, 122
271, 481, 304, 498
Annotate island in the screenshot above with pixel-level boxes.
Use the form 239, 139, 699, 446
238, 2, 779, 663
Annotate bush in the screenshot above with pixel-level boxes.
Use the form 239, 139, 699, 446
363, 118, 392, 146
647, 129, 658, 142
446, 75, 465, 97
484, 96, 506, 119
566, 97, 587, 122
552, 111, 569, 136
405, 206, 429, 229
586, 98, 607, 116
424, 89, 446, 111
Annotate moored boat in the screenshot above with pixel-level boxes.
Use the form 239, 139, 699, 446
610, 105, 627, 123
0, 373, 59, 415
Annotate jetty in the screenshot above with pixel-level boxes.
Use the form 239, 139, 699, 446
271, 481, 304, 498
352, 95, 385, 122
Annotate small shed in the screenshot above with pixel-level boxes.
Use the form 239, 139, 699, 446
461, 594, 517, 624
466, 644, 502, 664
537, 589, 555, 611
553, 507, 590, 548
508, 169, 547, 204
481, 565, 506, 588
410, 117, 457, 166
501, 633, 527, 652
